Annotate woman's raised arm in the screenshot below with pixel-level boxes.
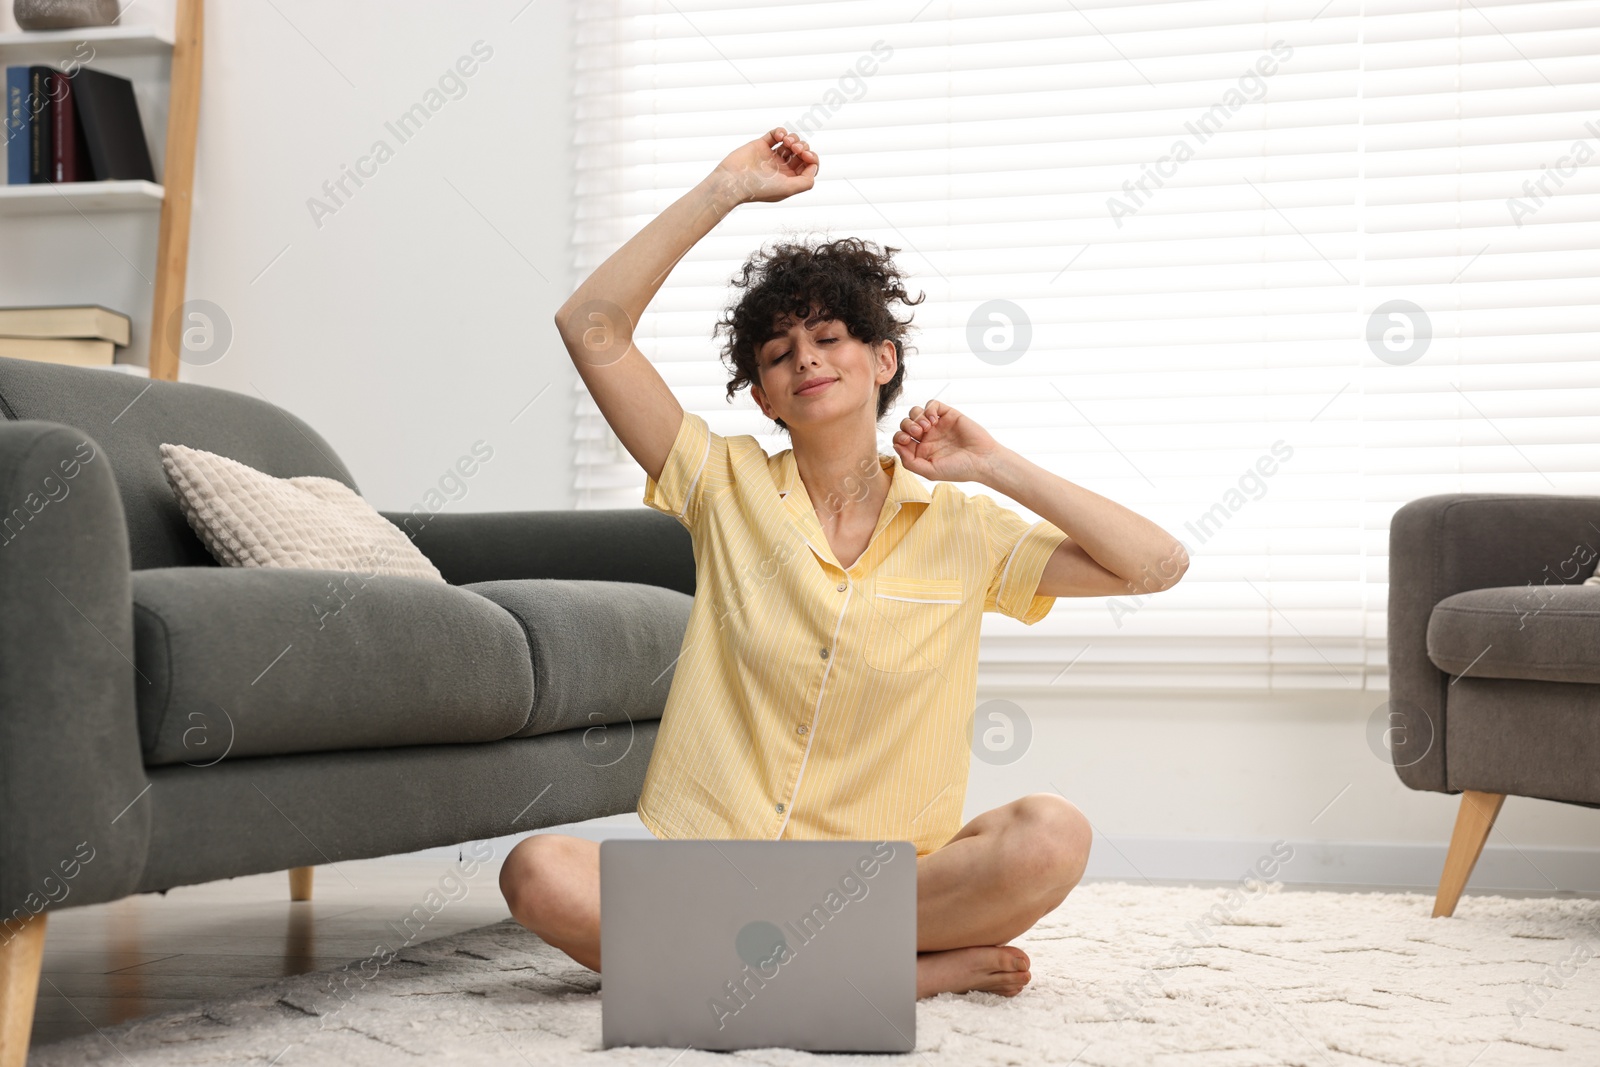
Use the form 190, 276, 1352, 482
553, 128, 819, 484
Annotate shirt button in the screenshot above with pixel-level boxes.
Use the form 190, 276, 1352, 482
797, 724, 809, 735
819, 648, 829, 659
836, 581, 847, 592
775, 802, 785, 813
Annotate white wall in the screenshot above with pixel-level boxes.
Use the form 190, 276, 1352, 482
554, 686, 1600, 891
0, 0, 580, 513
964, 687, 1599, 888
190, 0, 579, 513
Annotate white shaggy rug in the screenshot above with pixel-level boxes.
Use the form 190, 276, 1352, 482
34, 881, 1600, 1066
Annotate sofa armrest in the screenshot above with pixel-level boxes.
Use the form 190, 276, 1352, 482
0, 422, 149, 932
1387, 492, 1600, 792
378, 507, 696, 596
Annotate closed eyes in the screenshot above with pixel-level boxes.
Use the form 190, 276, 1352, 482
769, 337, 837, 363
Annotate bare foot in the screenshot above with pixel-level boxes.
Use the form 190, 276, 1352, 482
916, 945, 1031, 999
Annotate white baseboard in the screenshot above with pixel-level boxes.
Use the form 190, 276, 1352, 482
1083, 834, 1600, 894
415, 821, 1600, 895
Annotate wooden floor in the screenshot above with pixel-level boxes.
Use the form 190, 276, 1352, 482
31, 848, 516, 1050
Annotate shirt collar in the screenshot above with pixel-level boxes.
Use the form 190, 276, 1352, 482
776, 446, 933, 508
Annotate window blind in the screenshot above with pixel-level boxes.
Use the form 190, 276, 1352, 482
566, 0, 1600, 691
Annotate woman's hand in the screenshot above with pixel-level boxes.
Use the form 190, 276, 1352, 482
714, 128, 818, 206
892, 400, 1005, 483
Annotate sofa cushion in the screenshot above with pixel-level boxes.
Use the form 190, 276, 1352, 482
464, 580, 691, 748
132, 567, 534, 766
1427, 584, 1600, 685
159, 442, 444, 581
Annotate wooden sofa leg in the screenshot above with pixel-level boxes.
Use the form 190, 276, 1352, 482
289, 867, 315, 902
0, 912, 47, 1067
1434, 791, 1507, 917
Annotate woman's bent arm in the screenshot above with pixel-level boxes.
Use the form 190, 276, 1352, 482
553, 129, 818, 485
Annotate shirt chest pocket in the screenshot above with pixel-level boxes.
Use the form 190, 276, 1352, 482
863, 575, 964, 674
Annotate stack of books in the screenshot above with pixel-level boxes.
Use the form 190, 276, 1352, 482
0, 305, 131, 366
4, 66, 155, 185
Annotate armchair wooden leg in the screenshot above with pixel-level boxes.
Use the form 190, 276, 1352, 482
0, 912, 46, 1067
1434, 790, 1507, 917
289, 866, 315, 902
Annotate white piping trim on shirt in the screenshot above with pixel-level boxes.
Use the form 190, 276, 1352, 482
997, 519, 1045, 609
775, 552, 850, 841
676, 429, 711, 522
875, 593, 961, 604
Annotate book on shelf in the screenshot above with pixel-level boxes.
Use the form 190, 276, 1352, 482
48, 69, 91, 182
0, 304, 131, 367
71, 68, 156, 182
3, 67, 24, 185
0, 304, 130, 345
27, 66, 50, 184
2, 65, 155, 185
0, 336, 115, 366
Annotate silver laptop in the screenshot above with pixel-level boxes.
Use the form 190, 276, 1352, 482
600, 839, 916, 1053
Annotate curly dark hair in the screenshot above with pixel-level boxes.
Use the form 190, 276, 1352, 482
714, 235, 925, 433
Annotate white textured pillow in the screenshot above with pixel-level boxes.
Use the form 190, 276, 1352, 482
160, 443, 445, 582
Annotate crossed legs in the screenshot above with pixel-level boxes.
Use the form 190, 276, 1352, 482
497, 792, 1092, 998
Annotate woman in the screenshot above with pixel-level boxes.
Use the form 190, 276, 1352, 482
501, 128, 1189, 999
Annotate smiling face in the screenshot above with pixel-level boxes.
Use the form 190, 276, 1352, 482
749, 303, 898, 433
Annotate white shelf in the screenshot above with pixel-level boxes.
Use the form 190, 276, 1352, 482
1, 12, 190, 376
0, 179, 163, 214
0, 25, 174, 58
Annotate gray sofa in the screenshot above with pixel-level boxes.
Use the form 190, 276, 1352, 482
0, 356, 694, 1059
1387, 493, 1600, 916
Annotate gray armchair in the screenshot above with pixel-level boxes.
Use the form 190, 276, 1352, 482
0, 356, 694, 1064
1387, 493, 1600, 916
